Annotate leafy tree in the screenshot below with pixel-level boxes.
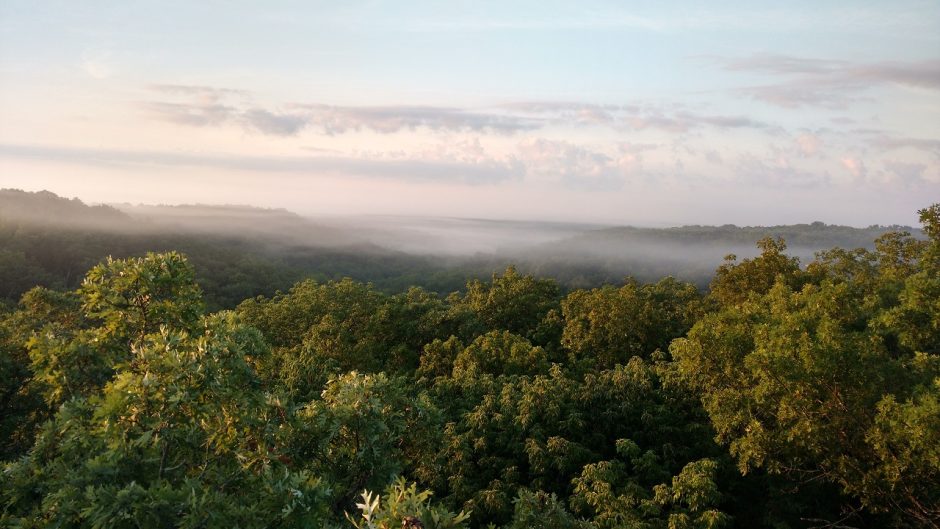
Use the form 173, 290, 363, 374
670, 213, 940, 526
571, 452, 730, 529
452, 330, 551, 378
506, 489, 591, 529
290, 372, 442, 511
418, 336, 466, 381
708, 237, 803, 307
562, 277, 701, 368
0, 287, 83, 458
4, 204, 939, 529
878, 205, 940, 356
428, 359, 715, 527
80, 251, 204, 343
375, 287, 459, 373
2, 313, 332, 528
238, 278, 386, 398
23, 252, 204, 411
458, 266, 560, 341
240, 279, 470, 399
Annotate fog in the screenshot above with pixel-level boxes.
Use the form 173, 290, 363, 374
2, 189, 920, 290
312, 215, 607, 256
114, 202, 912, 287
115, 203, 364, 248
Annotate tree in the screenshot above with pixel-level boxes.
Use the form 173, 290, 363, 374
2, 313, 332, 528
670, 214, 940, 526
458, 266, 560, 341
0, 287, 83, 458
708, 237, 803, 307
24, 252, 204, 410
290, 372, 442, 512
561, 277, 701, 369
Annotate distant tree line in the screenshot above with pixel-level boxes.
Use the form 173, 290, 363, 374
1, 189, 918, 312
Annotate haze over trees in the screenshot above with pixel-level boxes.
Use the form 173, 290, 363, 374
0, 189, 921, 308
0, 190, 937, 527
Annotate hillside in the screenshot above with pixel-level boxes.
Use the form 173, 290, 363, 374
0, 189, 926, 307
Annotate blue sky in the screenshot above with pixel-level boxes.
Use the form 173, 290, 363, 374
1, 1, 938, 226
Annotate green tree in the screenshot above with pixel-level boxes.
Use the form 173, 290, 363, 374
458, 266, 560, 341
671, 213, 940, 526
25, 252, 204, 409
571, 452, 730, 529
708, 237, 803, 307
561, 278, 701, 369
290, 372, 442, 512
0, 287, 83, 458
2, 313, 332, 528
507, 489, 591, 529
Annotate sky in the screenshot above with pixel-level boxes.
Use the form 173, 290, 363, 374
0, 1, 938, 227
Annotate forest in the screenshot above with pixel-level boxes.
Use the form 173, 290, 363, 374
0, 197, 937, 528
0, 189, 919, 310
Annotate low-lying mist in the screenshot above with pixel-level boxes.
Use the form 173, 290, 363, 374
0, 189, 923, 307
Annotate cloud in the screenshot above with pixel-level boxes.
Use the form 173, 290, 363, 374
735, 154, 828, 187
142, 86, 778, 138
143, 87, 540, 136
869, 136, 940, 156
675, 111, 773, 130
795, 133, 822, 156
145, 94, 312, 136
704, 150, 724, 165
149, 84, 249, 102
883, 160, 928, 185
517, 138, 640, 190
295, 104, 540, 135
841, 157, 866, 179
242, 109, 309, 136
142, 101, 237, 127
721, 54, 847, 75
0, 143, 521, 185
504, 101, 774, 133
501, 101, 621, 125
738, 85, 856, 109
715, 54, 940, 108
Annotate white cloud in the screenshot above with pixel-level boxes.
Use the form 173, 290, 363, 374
841, 157, 866, 179
717, 54, 940, 108
796, 133, 822, 157
0, 143, 521, 185
516, 138, 640, 190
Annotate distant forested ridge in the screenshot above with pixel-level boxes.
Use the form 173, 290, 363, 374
0, 188, 921, 307
0, 189, 486, 309
1, 190, 937, 528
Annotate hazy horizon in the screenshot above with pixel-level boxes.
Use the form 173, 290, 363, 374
8, 186, 927, 231
3, 187, 920, 285
2, 1, 939, 226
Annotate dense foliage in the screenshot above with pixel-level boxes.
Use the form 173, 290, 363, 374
1, 204, 938, 528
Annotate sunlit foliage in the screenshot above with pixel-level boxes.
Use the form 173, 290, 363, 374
2, 203, 939, 528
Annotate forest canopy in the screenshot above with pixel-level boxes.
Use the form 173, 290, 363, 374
0, 200, 938, 528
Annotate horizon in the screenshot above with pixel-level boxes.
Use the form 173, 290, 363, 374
2, 187, 926, 231
1, 1, 939, 226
